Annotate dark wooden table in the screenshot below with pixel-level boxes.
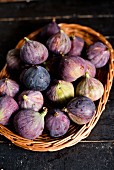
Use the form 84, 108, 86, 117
0, 0, 114, 169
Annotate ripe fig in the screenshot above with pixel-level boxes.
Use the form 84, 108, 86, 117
46, 80, 74, 105
68, 36, 84, 56
45, 109, 70, 137
85, 60, 96, 77
76, 72, 104, 101
40, 18, 60, 40
13, 107, 47, 139
46, 30, 71, 55
87, 42, 110, 68
59, 56, 86, 82
23, 66, 50, 91
6, 49, 21, 70
20, 37, 48, 65
0, 78, 19, 97
0, 95, 19, 125
66, 96, 96, 124
18, 90, 44, 111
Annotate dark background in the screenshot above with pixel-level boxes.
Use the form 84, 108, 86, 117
0, 0, 114, 170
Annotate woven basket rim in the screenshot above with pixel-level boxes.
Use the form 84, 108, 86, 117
0, 23, 114, 152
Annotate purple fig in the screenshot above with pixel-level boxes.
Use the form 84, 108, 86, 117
6, 49, 22, 70
76, 72, 104, 101
20, 37, 48, 65
23, 66, 51, 91
18, 90, 44, 111
40, 18, 60, 39
46, 80, 74, 104
85, 60, 96, 77
87, 42, 110, 68
68, 36, 84, 56
46, 30, 71, 55
45, 109, 70, 137
0, 78, 19, 97
59, 56, 86, 82
13, 107, 47, 139
0, 96, 19, 125
66, 96, 96, 125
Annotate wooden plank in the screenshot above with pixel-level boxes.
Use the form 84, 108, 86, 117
0, 142, 114, 170
0, 0, 114, 18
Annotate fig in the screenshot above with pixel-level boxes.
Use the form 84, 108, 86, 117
23, 66, 50, 91
18, 90, 44, 111
46, 30, 71, 55
6, 49, 21, 70
40, 18, 60, 40
45, 109, 70, 137
87, 42, 110, 68
85, 60, 96, 77
0, 78, 19, 97
59, 56, 86, 82
66, 96, 96, 124
46, 80, 74, 104
0, 95, 19, 125
76, 72, 104, 101
20, 37, 48, 65
68, 36, 84, 56
13, 107, 47, 139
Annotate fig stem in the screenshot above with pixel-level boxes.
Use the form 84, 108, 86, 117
54, 112, 59, 117
5, 78, 8, 83
62, 107, 68, 112
85, 72, 90, 78
52, 17, 56, 22
41, 107, 48, 116
24, 37, 30, 42
23, 95, 28, 101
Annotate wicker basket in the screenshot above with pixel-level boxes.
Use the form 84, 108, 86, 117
0, 23, 114, 152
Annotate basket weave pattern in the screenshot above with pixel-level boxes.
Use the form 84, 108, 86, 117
0, 23, 114, 152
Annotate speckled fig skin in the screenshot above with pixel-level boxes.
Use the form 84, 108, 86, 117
0, 96, 19, 125
46, 80, 74, 104
20, 37, 48, 65
6, 49, 22, 70
46, 30, 71, 55
45, 109, 70, 137
67, 96, 96, 125
18, 90, 44, 111
76, 72, 104, 101
13, 107, 47, 139
59, 56, 86, 82
68, 36, 84, 56
40, 18, 60, 40
0, 78, 19, 97
85, 60, 96, 77
87, 42, 110, 68
23, 66, 50, 91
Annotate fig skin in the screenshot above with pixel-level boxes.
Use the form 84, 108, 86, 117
68, 36, 84, 56
46, 30, 71, 55
46, 80, 74, 105
20, 37, 48, 65
18, 90, 44, 111
0, 78, 19, 97
0, 95, 19, 125
23, 66, 51, 91
13, 107, 47, 139
76, 72, 104, 101
45, 109, 70, 137
87, 42, 110, 68
40, 18, 60, 40
6, 49, 22, 70
85, 60, 96, 77
59, 56, 86, 82
67, 96, 96, 125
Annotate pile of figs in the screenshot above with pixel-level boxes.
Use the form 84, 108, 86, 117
0, 19, 110, 140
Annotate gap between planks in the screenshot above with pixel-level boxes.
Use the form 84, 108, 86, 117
0, 14, 114, 22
